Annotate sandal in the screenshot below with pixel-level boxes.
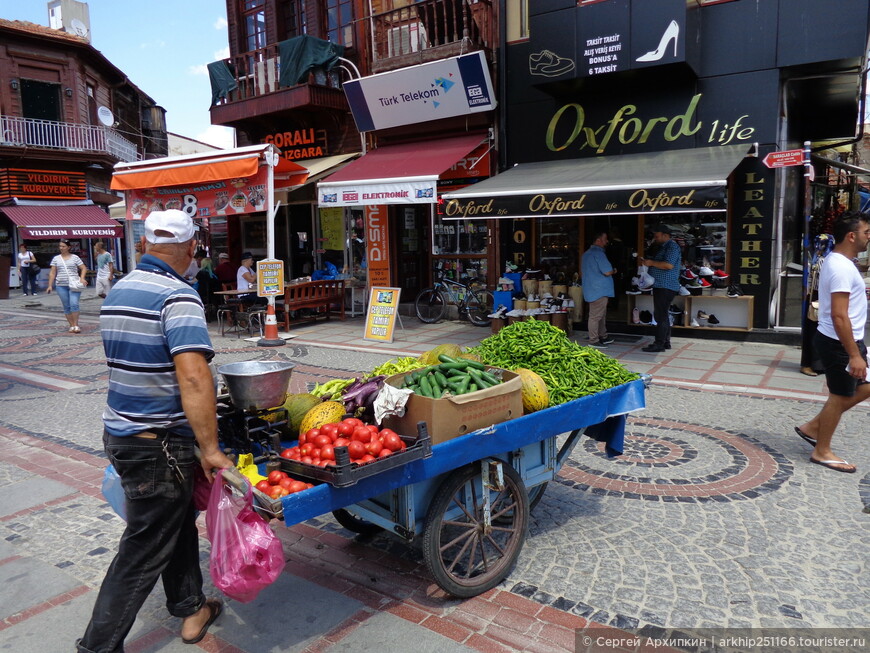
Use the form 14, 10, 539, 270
809, 457, 856, 473
181, 599, 222, 645
69, 326, 76, 332
72, 326, 81, 333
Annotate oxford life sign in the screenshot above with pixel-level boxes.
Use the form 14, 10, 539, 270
343, 51, 496, 132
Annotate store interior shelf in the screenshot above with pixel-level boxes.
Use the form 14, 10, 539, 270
627, 293, 754, 331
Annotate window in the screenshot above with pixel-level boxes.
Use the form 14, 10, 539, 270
279, 0, 307, 39
86, 84, 98, 126
241, 0, 266, 52
506, 0, 529, 42
21, 80, 61, 122
327, 0, 353, 48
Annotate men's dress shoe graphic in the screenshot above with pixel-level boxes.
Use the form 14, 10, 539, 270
636, 19, 679, 63
529, 50, 576, 77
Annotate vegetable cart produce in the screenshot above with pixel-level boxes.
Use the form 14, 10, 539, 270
398, 355, 504, 397
469, 320, 638, 405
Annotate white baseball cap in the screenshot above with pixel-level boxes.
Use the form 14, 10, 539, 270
144, 209, 196, 244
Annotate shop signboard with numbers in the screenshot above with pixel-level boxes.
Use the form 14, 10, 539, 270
256, 259, 284, 296
364, 287, 401, 342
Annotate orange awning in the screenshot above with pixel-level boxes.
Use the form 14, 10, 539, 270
111, 144, 308, 191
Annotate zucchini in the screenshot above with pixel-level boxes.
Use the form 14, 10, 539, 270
418, 374, 434, 398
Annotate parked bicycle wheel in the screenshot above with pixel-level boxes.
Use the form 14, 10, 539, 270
415, 288, 446, 323
466, 289, 494, 326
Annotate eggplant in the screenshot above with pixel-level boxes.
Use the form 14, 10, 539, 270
341, 375, 386, 415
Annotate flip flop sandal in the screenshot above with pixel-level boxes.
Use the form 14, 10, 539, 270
182, 599, 222, 645
809, 458, 856, 473
794, 426, 817, 447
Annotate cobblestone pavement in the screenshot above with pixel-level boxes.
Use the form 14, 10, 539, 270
0, 294, 868, 652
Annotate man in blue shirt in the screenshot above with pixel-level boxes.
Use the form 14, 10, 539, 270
640, 224, 682, 352
581, 230, 617, 348
78, 210, 233, 652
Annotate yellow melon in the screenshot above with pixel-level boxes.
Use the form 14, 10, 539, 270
515, 368, 549, 413
298, 400, 346, 434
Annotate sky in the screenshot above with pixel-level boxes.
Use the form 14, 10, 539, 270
3, 0, 235, 148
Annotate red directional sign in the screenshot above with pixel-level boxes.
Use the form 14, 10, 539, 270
762, 149, 804, 168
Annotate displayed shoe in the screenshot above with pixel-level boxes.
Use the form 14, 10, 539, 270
599, 336, 615, 345
697, 309, 710, 320
632, 307, 640, 324
713, 270, 729, 279
707, 314, 720, 325
626, 284, 642, 295
680, 268, 697, 280
698, 266, 715, 276
639, 309, 653, 324
690, 318, 700, 327
727, 283, 744, 297
641, 344, 666, 353
668, 304, 683, 315
685, 278, 703, 288
589, 341, 609, 349
678, 285, 691, 296
698, 278, 712, 288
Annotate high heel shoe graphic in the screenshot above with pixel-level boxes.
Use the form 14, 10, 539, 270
636, 19, 679, 62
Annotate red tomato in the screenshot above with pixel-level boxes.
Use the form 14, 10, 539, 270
365, 439, 383, 456
379, 428, 398, 441
347, 440, 366, 459
268, 485, 288, 499
321, 423, 340, 439
255, 480, 272, 493
297, 432, 307, 445
352, 427, 371, 443
278, 477, 296, 490
279, 448, 297, 459
360, 454, 375, 464
288, 480, 307, 494
320, 444, 335, 461
301, 455, 313, 465
378, 448, 392, 459
334, 437, 350, 448
304, 428, 321, 441
299, 443, 314, 457
366, 424, 380, 435
267, 470, 287, 485
337, 421, 355, 437
382, 433, 403, 452
313, 434, 332, 448
342, 417, 363, 428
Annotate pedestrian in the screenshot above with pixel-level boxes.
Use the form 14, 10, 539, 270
17, 243, 39, 296
794, 212, 870, 474
236, 251, 265, 305
640, 224, 681, 352
76, 209, 233, 652
93, 240, 115, 299
214, 252, 236, 286
581, 230, 617, 348
185, 248, 206, 283
46, 239, 88, 333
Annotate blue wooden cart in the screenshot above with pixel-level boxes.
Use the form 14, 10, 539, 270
267, 378, 646, 598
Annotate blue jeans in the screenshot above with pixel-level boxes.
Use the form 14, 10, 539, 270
55, 285, 82, 314
21, 267, 38, 294
77, 432, 204, 653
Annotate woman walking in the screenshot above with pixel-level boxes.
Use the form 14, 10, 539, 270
17, 244, 39, 296
46, 240, 88, 333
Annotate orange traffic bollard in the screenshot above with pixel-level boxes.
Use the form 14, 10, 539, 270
257, 303, 285, 347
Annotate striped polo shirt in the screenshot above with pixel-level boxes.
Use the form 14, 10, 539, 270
100, 254, 214, 437
648, 238, 682, 292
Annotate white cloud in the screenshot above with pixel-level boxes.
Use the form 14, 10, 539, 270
189, 64, 209, 76
196, 125, 236, 149
214, 17, 228, 30
214, 46, 230, 60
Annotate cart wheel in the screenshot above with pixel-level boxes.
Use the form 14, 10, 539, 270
528, 482, 548, 512
422, 462, 529, 598
332, 509, 382, 535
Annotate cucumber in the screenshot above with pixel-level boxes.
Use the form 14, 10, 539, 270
467, 368, 493, 388
434, 370, 449, 388
418, 374, 434, 398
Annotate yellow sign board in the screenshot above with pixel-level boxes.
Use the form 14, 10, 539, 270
364, 286, 401, 343
256, 259, 284, 297
320, 207, 344, 251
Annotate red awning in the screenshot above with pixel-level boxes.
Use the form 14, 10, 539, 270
317, 133, 488, 206
0, 205, 122, 239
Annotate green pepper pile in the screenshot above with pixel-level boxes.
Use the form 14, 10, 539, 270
469, 320, 638, 405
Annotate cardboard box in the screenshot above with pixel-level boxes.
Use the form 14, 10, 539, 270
382, 368, 523, 445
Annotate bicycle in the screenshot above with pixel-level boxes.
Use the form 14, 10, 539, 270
414, 271, 494, 326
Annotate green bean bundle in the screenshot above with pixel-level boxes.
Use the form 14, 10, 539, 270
468, 320, 638, 405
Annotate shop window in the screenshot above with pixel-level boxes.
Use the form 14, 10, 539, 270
432, 214, 487, 256
641, 215, 728, 276
537, 217, 580, 284
327, 0, 354, 48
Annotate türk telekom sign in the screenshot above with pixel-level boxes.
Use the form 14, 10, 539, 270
343, 51, 496, 132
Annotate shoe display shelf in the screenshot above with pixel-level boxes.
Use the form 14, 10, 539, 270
627, 293, 754, 331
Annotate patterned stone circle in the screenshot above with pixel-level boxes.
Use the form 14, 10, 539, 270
559, 416, 794, 502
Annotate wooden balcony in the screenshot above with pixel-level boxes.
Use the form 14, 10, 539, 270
0, 115, 140, 162
371, 0, 494, 74
209, 43, 349, 127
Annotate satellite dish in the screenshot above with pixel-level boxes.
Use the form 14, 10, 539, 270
70, 18, 89, 38
97, 106, 115, 127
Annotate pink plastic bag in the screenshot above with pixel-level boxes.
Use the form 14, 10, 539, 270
205, 469, 285, 603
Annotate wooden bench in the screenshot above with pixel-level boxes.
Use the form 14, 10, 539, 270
281, 279, 346, 329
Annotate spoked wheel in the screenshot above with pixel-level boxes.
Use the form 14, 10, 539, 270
422, 462, 529, 598
415, 288, 446, 323
527, 482, 548, 512
466, 290, 494, 326
332, 509, 382, 535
